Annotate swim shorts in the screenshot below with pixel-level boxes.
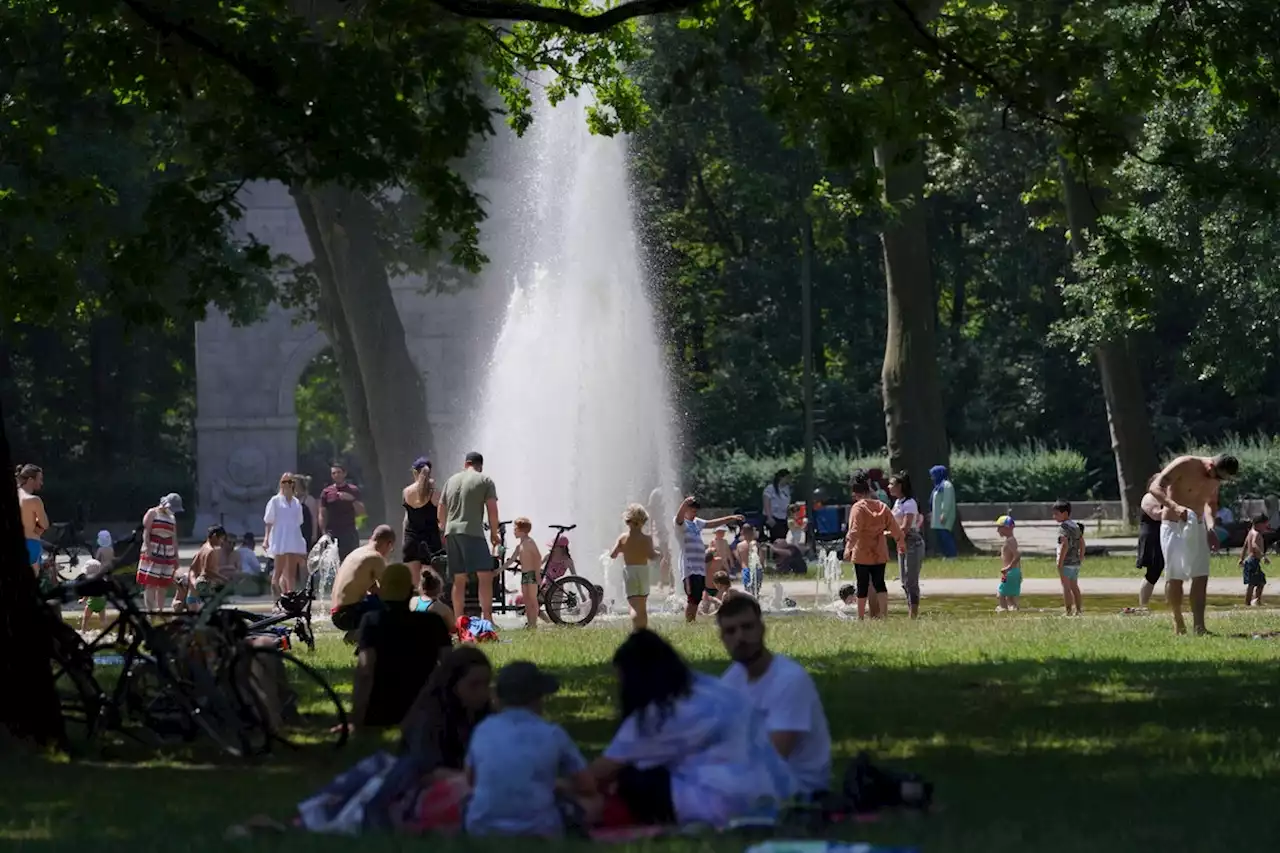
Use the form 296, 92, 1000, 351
445, 533, 494, 579
623, 565, 650, 598
520, 570, 537, 585
25, 538, 42, 566
684, 573, 706, 605
998, 566, 1023, 597
1161, 513, 1211, 583
1243, 557, 1267, 587
1060, 565, 1081, 582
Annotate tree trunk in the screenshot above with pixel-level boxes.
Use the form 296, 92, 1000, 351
0, 399, 65, 748
1057, 157, 1159, 521
293, 185, 432, 527
292, 188, 386, 524
800, 215, 816, 534
876, 137, 975, 553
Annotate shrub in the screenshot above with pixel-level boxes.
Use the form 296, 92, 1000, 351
1185, 436, 1280, 504
688, 445, 1091, 507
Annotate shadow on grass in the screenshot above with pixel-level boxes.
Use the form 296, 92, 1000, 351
6, 645, 1280, 853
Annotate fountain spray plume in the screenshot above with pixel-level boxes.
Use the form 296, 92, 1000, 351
471, 85, 682, 608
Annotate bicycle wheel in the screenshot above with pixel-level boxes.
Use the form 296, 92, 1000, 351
50, 625, 104, 743
53, 542, 92, 581
543, 576, 601, 627
230, 645, 348, 751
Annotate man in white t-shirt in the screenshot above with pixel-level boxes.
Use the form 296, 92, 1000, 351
716, 595, 832, 796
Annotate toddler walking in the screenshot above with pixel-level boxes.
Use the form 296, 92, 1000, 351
1240, 513, 1270, 606
995, 515, 1021, 612
610, 504, 659, 631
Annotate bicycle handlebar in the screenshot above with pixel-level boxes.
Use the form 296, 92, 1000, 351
549, 524, 577, 533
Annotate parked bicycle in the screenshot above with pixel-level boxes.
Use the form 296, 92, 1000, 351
495, 521, 602, 627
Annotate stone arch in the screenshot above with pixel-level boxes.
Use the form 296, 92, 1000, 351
276, 329, 332, 418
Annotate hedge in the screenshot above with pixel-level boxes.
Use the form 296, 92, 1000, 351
688, 445, 1093, 508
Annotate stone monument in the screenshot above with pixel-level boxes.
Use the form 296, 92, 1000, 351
193, 180, 502, 535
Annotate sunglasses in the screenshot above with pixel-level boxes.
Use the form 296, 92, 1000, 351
281, 479, 295, 485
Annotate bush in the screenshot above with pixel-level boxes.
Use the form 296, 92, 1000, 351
688, 445, 1092, 507
1186, 436, 1280, 504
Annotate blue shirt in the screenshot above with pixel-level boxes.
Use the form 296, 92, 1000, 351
464, 708, 586, 837
681, 518, 707, 580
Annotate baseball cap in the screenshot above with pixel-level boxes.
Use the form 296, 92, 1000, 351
412, 456, 430, 471
379, 563, 415, 602
494, 661, 560, 707
996, 515, 1014, 528
465, 451, 484, 467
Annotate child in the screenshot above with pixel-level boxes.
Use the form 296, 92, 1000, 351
94, 529, 115, 569
787, 505, 805, 547
545, 535, 575, 584
413, 565, 458, 632
512, 518, 543, 629
1053, 500, 1085, 616
709, 570, 744, 610
711, 526, 735, 572
79, 558, 109, 632
237, 532, 262, 576
839, 583, 856, 607
610, 504, 659, 631
1240, 513, 1270, 606
699, 548, 725, 614
674, 496, 743, 624
736, 523, 761, 592
995, 515, 1021, 612
465, 661, 597, 837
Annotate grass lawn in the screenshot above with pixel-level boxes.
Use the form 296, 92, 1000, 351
816, 553, 1162, 579
8, 602, 1280, 853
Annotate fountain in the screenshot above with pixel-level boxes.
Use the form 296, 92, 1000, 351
470, 88, 682, 610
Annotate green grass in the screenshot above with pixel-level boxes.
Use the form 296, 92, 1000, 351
9, 604, 1280, 853
795, 554, 1147, 579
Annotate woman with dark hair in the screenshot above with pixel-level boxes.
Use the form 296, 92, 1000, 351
589, 630, 793, 828
888, 471, 925, 619
387, 646, 494, 833
843, 469, 905, 619
762, 470, 792, 546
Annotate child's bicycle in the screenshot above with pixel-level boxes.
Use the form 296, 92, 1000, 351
494, 521, 602, 627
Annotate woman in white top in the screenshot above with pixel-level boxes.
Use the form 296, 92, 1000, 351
888, 472, 925, 619
264, 472, 307, 595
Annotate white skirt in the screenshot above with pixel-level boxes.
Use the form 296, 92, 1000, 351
267, 525, 308, 558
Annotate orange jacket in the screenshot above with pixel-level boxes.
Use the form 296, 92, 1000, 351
846, 498, 905, 564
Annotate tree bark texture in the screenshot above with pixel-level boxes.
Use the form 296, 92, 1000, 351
292, 185, 433, 529
0, 400, 65, 749
1057, 157, 1159, 521
876, 138, 974, 552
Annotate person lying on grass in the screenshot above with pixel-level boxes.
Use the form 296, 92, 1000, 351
464, 661, 600, 837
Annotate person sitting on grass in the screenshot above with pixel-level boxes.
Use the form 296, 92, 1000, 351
587, 629, 795, 828
703, 571, 744, 616
465, 661, 599, 838
412, 566, 457, 632
173, 525, 227, 612
718, 595, 832, 799
611, 503, 660, 632
330, 525, 397, 638
1240, 513, 1270, 606
1053, 500, 1085, 616
352, 563, 452, 729
995, 515, 1021, 612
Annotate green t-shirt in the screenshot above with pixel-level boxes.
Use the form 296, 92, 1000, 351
442, 469, 497, 538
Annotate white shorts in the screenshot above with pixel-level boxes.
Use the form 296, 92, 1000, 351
623, 565, 650, 598
1160, 513, 1211, 583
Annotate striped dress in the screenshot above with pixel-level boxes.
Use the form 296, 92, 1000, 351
136, 510, 179, 587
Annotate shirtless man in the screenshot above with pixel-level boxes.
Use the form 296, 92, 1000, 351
17, 465, 48, 576
1144, 453, 1239, 635
330, 525, 397, 638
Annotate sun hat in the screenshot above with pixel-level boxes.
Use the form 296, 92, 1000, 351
97, 530, 113, 549
160, 493, 184, 513
549, 535, 570, 549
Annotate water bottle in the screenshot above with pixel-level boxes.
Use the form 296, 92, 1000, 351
745, 843, 918, 853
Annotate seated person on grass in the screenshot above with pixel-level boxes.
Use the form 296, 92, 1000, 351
329, 525, 397, 635
352, 562, 452, 729
703, 571, 746, 615
173, 525, 228, 611
465, 661, 599, 837
411, 566, 457, 633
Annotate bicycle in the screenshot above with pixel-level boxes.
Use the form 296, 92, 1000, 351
42, 519, 97, 581
47, 574, 262, 757
494, 521, 602, 627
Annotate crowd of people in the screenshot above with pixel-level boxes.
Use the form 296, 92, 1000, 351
321, 595, 832, 838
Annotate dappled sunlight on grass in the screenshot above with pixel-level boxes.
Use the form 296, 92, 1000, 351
8, 603, 1280, 852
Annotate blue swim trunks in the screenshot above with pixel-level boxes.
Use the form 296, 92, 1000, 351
1243, 557, 1266, 586
25, 538, 42, 566
998, 566, 1022, 597
1060, 564, 1081, 582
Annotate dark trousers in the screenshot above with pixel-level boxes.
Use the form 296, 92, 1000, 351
329, 527, 360, 562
